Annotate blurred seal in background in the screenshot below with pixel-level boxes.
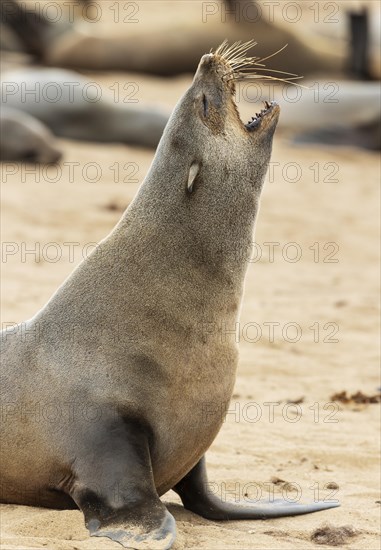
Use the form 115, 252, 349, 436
0, 106, 62, 162
1, 67, 169, 149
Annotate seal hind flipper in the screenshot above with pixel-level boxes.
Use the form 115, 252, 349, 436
174, 456, 340, 520
68, 417, 176, 549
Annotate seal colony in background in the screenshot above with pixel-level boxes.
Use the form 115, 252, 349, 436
0, 42, 339, 550
1, 67, 169, 152
3, 0, 376, 78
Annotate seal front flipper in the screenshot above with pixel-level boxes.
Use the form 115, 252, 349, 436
89, 510, 175, 550
69, 416, 176, 550
174, 456, 340, 520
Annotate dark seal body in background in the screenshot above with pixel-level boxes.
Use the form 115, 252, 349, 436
0, 42, 339, 549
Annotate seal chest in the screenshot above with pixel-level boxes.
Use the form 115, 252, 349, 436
1, 42, 338, 550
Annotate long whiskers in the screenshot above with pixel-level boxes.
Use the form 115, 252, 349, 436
214, 40, 305, 88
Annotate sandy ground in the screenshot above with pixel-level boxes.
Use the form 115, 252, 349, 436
1, 1, 381, 549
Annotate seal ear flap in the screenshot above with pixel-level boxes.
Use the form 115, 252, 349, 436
187, 162, 201, 194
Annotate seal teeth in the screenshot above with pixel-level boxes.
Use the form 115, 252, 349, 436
245, 100, 278, 132
246, 116, 260, 131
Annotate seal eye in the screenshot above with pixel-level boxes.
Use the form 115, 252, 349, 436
202, 94, 208, 117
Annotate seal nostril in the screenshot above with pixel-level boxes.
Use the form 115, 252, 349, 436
202, 94, 208, 117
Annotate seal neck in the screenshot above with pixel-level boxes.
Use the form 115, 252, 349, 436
117, 166, 264, 293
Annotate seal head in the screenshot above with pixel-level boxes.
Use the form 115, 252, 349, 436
155, 42, 280, 211
193, 50, 280, 137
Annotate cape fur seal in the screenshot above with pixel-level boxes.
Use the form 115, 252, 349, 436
1, 67, 169, 149
0, 42, 339, 550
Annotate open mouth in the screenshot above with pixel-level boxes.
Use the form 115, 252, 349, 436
245, 100, 278, 132
209, 40, 300, 135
